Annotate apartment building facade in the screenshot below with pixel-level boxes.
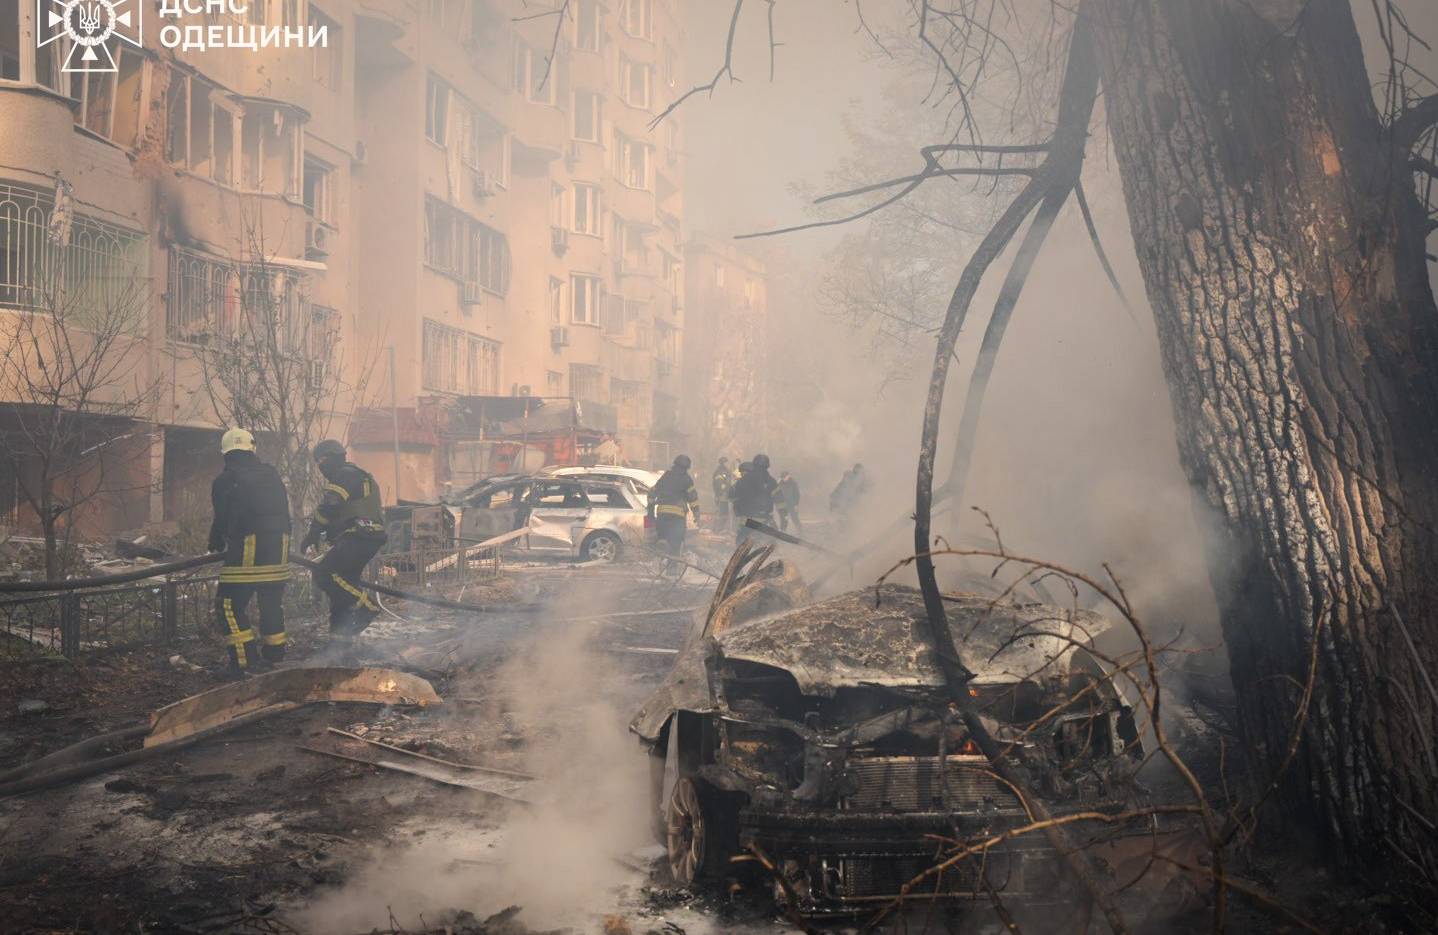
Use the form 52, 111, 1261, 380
681, 234, 769, 469
0, 0, 686, 529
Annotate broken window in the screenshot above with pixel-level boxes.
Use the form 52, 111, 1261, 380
303, 157, 333, 225
574, 0, 600, 52
512, 43, 556, 105
425, 198, 510, 295
573, 183, 602, 235
425, 73, 449, 145
310, 5, 340, 89
236, 104, 300, 195
571, 273, 602, 326
613, 132, 650, 189
546, 369, 564, 395
621, 0, 652, 39
456, 99, 509, 188
188, 79, 214, 176
423, 319, 499, 393
424, 197, 461, 277
466, 333, 500, 393
573, 90, 601, 142
0, 3, 18, 80
475, 222, 510, 296
619, 57, 651, 110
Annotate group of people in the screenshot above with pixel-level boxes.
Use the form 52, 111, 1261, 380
207, 429, 388, 677
648, 452, 869, 560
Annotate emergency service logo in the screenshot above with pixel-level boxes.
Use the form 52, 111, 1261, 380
37, 0, 143, 74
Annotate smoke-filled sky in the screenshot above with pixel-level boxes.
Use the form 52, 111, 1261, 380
674, 0, 1438, 643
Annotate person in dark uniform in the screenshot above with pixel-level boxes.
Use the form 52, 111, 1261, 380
730, 453, 779, 544
299, 440, 388, 642
208, 428, 291, 676
649, 455, 701, 560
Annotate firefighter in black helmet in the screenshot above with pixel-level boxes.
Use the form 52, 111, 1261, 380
730, 453, 779, 544
209, 428, 291, 676
649, 454, 700, 561
299, 439, 388, 642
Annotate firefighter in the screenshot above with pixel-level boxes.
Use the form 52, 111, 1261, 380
649, 454, 701, 561
299, 440, 388, 642
208, 428, 291, 676
711, 457, 734, 531
731, 453, 779, 544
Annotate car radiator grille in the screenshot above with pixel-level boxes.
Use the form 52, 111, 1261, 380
842, 755, 1020, 813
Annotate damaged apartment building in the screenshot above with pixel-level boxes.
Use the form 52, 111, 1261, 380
0, 0, 696, 529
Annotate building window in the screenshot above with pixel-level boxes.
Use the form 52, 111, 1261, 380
0, 4, 18, 80
621, 0, 652, 39
575, 0, 600, 52
303, 158, 333, 225
310, 5, 340, 88
573, 91, 602, 142
455, 99, 510, 188
619, 58, 652, 110
512, 43, 556, 105
423, 319, 500, 394
550, 184, 567, 228
663, 44, 677, 88
570, 273, 603, 325
618, 136, 650, 190
428, 0, 448, 26
165, 247, 303, 345
237, 103, 301, 195
744, 278, 756, 302
570, 363, 605, 402
573, 183, 602, 235
546, 370, 564, 395
549, 276, 564, 324
167, 76, 240, 186
426, 74, 449, 145
425, 197, 511, 295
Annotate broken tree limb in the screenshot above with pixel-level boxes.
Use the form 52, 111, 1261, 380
627, 541, 723, 578
0, 703, 301, 799
907, 15, 1134, 935
298, 744, 531, 804
147, 667, 442, 747
0, 551, 225, 592
741, 518, 838, 554
326, 727, 534, 780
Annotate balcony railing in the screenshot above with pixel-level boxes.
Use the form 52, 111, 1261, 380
0, 182, 145, 315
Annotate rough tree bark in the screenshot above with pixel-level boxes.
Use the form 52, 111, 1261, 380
1087, 0, 1438, 873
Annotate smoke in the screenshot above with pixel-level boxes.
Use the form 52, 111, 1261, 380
296, 587, 653, 933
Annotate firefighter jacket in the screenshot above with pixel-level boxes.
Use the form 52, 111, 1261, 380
731, 467, 778, 518
209, 450, 292, 585
308, 462, 386, 543
650, 468, 700, 519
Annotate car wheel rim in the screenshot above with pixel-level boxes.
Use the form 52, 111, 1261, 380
589, 537, 618, 562
665, 777, 705, 883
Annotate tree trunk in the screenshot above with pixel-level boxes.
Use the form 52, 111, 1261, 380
1088, 0, 1438, 876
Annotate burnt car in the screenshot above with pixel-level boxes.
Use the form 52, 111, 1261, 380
451, 474, 647, 562
630, 550, 1145, 915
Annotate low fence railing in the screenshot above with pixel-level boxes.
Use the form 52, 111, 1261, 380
0, 539, 503, 660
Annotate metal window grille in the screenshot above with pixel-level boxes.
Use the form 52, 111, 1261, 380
0, 182, 144, 315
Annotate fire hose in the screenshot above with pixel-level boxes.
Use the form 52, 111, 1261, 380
0, 550, 536, 615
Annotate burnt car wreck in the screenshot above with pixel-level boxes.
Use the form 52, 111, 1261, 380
631, 548, 1147, 916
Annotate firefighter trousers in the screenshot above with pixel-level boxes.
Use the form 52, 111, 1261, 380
655, 513, 686, 556
313, 533, 385, 635
215, 582, 286, 669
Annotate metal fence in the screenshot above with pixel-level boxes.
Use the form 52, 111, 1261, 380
0, 544, 499, 660
373, 543, 502, 592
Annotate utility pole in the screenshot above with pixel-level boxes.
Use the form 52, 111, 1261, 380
389, 345, 402, 503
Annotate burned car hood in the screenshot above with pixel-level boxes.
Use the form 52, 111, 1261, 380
632, 584, 1112, 742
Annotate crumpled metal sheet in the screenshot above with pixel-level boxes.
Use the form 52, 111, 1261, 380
145, 667, 442, 747
631, 585, 1111, 741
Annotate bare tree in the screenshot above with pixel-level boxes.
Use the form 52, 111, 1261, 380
0, 218, 155, 579
675, 0, 1438, 906
180, 219, 377, 524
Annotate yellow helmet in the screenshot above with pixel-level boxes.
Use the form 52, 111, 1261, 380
220, 428, 256, 453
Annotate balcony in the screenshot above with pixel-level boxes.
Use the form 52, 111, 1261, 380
0, 181, 145, 316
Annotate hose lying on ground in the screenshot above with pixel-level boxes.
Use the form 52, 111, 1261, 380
288, 554, 540, 616
0, 552, 226, 593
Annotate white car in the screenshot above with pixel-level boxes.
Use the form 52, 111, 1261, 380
456, 475, 649, 562
542, 465, 662, 493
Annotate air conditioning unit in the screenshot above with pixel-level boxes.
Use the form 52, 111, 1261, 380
550, 226, 569, 256
461, 281, 483, 307
305, 220, 329, 259
550, 325, 570, 348
472, 168, 498, 198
